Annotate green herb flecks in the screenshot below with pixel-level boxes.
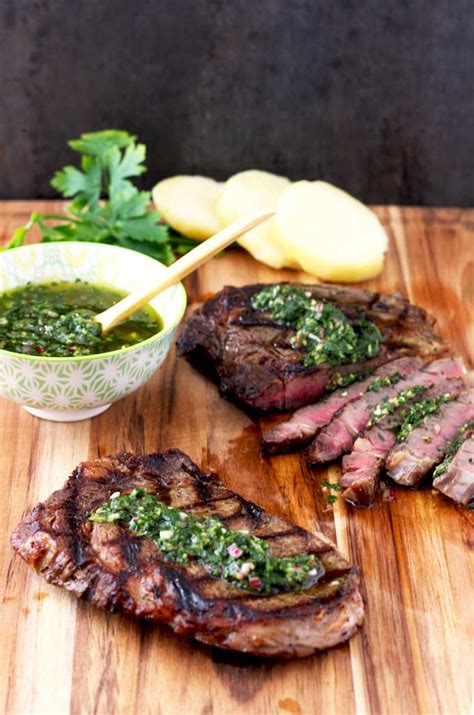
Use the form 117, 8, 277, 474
367, 372, 403, 392
367, 385, 427, 427
328, 370, 372, 392
322, 479, 342, 506
322, 479, 342, 492
251, 285, 382, 369
0, 281, 161, 357
3, 130, 200, 263
89, 489, 324, 595
432, 420, 474, 478
395, 392, 454, 442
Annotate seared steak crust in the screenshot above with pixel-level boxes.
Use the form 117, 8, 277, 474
11, 450, 363, 658
177, 283, 446, 412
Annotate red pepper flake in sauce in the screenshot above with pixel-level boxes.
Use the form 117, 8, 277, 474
227, 543, 243, 559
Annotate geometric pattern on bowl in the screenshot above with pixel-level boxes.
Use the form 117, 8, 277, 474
0, 242, 186, 414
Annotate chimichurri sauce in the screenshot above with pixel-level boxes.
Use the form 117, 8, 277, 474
0, 281, 163, 357
367, 385, 428, 427
394, 391, 454, 442
90, 488, 324, 595
251, 285, 382, 368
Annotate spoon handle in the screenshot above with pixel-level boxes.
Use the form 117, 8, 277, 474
96, 211, 275, 333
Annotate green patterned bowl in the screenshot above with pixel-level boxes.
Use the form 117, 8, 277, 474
0, 242, 187, 421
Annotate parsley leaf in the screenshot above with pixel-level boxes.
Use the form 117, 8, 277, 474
4, 129, 188, 264
68, 129, 135, 156
51, 158, 102, 208
322, 479, 342, 492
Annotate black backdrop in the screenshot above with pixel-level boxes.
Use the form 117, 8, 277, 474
1, 0, 473, 205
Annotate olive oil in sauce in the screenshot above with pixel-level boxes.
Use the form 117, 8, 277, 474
0, 281, 163, 357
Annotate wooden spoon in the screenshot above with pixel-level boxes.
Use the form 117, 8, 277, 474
95, 211, 275, 333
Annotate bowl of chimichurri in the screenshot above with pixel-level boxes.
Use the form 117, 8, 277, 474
0, 242, 187, 421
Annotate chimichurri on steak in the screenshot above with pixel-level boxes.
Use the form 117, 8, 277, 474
90, 487, 324, 595
251, 284, 382, 368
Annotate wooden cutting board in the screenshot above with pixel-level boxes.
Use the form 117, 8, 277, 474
0, 202, 473, 715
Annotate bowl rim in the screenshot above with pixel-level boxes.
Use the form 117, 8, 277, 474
0, 241, 187, 362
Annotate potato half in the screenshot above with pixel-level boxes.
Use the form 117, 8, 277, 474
276, 181, 388, 282
216, 170, 296, 269
152, 175, 222, 240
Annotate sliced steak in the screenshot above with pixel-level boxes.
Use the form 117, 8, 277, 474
307, 357, 465, 465
262, 357, 420, 454
177, 283, 446, 412
433, 425, 474, 505
10, 450, 363, 658
387, 389, 474, 487
341, 376, 466, 506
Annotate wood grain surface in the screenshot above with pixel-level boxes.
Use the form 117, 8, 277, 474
0, 201, 473, 715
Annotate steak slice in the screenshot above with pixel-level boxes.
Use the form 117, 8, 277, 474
340, 376, 467, 506
262, 357, 420, 454
432, 425, 474, 505
307, 357, 465, 465
387, 389, 474, 487
177, 283, 446, 412
10, 449, 363, 658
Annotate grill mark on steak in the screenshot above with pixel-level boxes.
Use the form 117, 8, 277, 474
66, 480, 90, 568
180, 460, 216, 502
242, 501, 264, 526
177, 283, 446, 413
10, 450, 363, 658
184, 494, 239, 509
119, 530, 141, 573
243, 530, 298, 540
159, 564, 214, 615
306, 357, 465, 465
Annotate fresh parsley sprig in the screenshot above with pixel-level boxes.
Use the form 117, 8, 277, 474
4, 130, 199, 263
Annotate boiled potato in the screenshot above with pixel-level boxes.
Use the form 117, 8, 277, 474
276, 181, 388, 282
152, 175, 222, 240
216, 170, 297, 269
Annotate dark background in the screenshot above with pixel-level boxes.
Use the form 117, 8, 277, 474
1, 0, 473, 205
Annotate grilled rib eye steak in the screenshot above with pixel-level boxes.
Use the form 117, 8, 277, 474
340, 375, 466, 506
11, 450, 364, 658
262, 356, 422, 454
432, 425, 474, 505
387, 388, 474, 487
177, 283, 446, 412
306, 357, 463, 465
